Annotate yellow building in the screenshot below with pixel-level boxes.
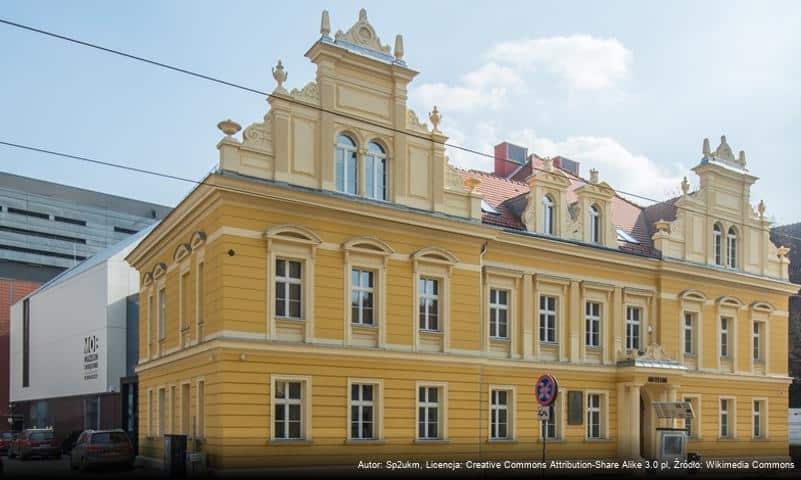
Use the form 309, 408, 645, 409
126, 9, 796, 470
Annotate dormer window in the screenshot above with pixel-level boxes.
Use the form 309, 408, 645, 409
365, 141, 387, 201
589, 204, 601, 244
713, 223, 723, 266
727, 227, 737, 269
336, 134, 358, 195
543, 194, 555, 235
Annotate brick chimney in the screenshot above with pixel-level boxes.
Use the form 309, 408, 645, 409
494, 142, 528, 178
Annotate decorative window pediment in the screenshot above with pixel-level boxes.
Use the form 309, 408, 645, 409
412, 246, 459, 266
264, 224, 322, 246
190, 231, 207, 249
143, 272, 153, 287
342, 236, 394, 256
680, 290, 707, 303
173, 243, 192, 263
750, 302, 774, 313
717, 296, 744, 308
152, 262, 167, 280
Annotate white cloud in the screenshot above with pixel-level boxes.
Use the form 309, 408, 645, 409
486, 35, 632, 90
411, 62, 523, 112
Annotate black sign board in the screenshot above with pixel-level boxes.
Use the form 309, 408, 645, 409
567, 391, 583, 425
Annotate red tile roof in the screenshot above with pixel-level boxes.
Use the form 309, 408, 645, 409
460, 162, 658, 257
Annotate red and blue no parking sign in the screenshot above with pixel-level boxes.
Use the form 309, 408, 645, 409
535, 374, 558, 407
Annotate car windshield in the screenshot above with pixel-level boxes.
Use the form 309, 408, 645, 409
30, 431, 54, 440
91, 432, 129, 444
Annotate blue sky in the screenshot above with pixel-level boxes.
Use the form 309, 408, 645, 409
1, 1, 799, 223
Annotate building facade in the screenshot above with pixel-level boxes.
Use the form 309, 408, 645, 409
9, 227, 150, 445
0, 171, 170, 429
126, 9, 797, 469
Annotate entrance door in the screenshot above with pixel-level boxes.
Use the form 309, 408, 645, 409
121, 377, 138, 455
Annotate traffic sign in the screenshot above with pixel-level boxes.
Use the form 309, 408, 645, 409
535, 374, 558, 406
537, 406, 550, 421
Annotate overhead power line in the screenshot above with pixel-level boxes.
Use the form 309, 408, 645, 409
0, 16, 664, 205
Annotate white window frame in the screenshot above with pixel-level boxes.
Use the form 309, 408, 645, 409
364, 141, 387, 201
585, 391, 607, 440
489, 288, 510, 340
727, 227, 737, 269
418, 277, 440, 332
274, 258, 303, 320
158, 287, 167, 341
752, 321, 763, 362
719, 396, 735, 439
713, 223, 723, 266
270, 375, 312, 441
488, 386, 516, 441
335, 134, 358, 195
683, 394, 701, 439
684, 312, 695, 356
585, 301, 601, 348
196, 378, 206, 439
625, 305, 642, 351
543, 194, 555, 235
539, 295, 557, 344
752, 398, 767, 439
720, 317, 730, 358
350, 268, 375, 326
589, 204, 601, 243
415, 382, 447, 441
347, 378, 383, 441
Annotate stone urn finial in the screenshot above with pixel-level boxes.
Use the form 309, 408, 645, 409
778, 246, 790, 259
217, 119, 241, 137
681, 176, 690, 195
702, 137, 711, 157
320, 10, 331, 37
589, 168, 599, 184
738, 150, 747, 167
394, 34, 404, 61
429, 106, 441, 133
758, 199, 766, 218
272, 60, 288, 92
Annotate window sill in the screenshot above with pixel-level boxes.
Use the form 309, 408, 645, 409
275, 316, 305, 323
684, 353, 696, 358
352, 323, 378, 329
344, 439, 386, 445
717, 437, 735, 441
585, 346, 602, 351
487, 438, 518, 444
419, 329, 443, 335
751, 436, 768, 441
537, 437, 564, 443
490, 337, 510, 342
414, 439, 450, 444
268, 439, 313, 446
584, 437, 613, 443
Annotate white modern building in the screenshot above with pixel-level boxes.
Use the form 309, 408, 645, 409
8, 225, 154, 445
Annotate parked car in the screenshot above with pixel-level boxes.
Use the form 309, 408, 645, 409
0, 432, 15, 454
70, 430, 134, 471
8, 428, 59, 460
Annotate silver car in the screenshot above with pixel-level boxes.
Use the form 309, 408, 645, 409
69, 430, 134, 471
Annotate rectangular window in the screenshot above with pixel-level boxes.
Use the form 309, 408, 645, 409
539, 295, 557, 343
587, 394, 602, 439
351, 269, 375, 326
490, 389, 510, 440
148, 390, 154, 437
720, 317, 730, 358
684, 397, 696, 438
350, 384, 375, 440
489, 289, 509, 339
197, 381, 205, 438
585, 301, 601, 347
684, 312, 695, 355
181, 383, 190, 435
197, 262, 205, 337
275, 259, 302, 319
274, 380, 303, 439
170, 386, 177, 433
753, 322, 762, 361
418, 278, 440, 331
626, 306, 641, 351
158, 288, 166, 340
180, 271, 190, 330
158, 388, 166, 436
418, 386, 441, 440
752, 400, 764, 439
544, 403, 559, 440
720, 399, 731, 438
84, 396, 100, 430
22, 298, 30, 388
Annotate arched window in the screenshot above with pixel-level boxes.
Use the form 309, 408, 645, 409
543, 194, 555, 235
589, 204, 601, 243
365, 141, 387, 201
727, 227, 737, 269
713, 223, 723, 266
335, 134, 358, 195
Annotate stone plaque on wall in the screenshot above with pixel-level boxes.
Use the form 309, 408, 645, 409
567, 391, 583, 425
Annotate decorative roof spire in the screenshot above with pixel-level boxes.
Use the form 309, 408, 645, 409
320, 10, 331, 37
702, 137, 711, 157
714, 135, 735, 163
738, 150, 747, 168
334, 8, 391, 55
758, 199, 766, 218
681, 176, 690, 195
589, 168, 599, 184
394, 34, 404, 61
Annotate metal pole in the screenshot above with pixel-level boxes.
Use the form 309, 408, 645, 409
541, 418, 546, 480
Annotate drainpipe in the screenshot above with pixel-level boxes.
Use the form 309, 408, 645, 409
478, 240, 488, 468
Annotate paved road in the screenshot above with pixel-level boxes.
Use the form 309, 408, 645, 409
2, 454, 156, 478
